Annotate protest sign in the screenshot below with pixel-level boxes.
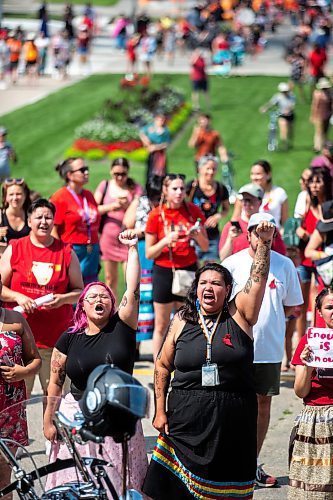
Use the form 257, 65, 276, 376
306, 327, 333, 368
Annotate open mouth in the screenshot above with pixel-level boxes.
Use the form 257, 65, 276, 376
95, 304, 104, 313
203, 292, 215, 302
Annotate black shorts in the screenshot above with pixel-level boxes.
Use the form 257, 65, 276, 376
192, 79, 208, 92
26, 60, 37, 67
152, 263, 197, 304
279, 113, 295, 123
9, 61, 19, 70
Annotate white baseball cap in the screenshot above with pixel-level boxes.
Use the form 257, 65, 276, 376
248, 212, 276, 230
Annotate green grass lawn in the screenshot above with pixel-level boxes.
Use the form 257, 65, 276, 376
0, 73, 319, 288
1, 73, 317, 210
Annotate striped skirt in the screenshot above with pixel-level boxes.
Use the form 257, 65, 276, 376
143, 388, 257, 499
136, 239, 154, 342
289, 405, 333, 499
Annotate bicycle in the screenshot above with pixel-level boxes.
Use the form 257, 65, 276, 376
267, 111, 279, 152
0, 366, 149, 500
221, 152, 237, 204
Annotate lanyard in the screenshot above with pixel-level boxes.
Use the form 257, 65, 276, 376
67, 186, 92, 244
198, 310, 222, 364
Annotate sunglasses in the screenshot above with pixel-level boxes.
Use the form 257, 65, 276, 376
113, 171, 128, 178
71, 166, 89, 174
4, 178, 24, 185
166, 174, 186, 181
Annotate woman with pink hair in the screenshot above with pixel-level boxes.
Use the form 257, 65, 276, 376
43, 229, 148, 494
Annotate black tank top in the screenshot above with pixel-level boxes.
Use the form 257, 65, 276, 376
172, 313, 255, 392
1, 211, 30, 242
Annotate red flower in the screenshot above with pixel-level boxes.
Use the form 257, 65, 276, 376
223, 333, 233, 347
269, 279, 276, 289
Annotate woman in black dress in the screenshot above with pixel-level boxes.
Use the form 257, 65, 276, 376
143, 219, 275, 500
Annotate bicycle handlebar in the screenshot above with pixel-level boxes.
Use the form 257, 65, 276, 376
55, 410, 104, 444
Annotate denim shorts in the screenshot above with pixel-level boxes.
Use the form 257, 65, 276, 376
196, 234, 220, 262
297, 264, 318, 284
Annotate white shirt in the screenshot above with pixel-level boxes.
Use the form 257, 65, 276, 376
223, 249, 303, 363
294, 190, 308, 218
259, 185, 288, 229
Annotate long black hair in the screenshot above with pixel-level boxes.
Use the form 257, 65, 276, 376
307, 167, 332, 207
178, 263, 233, 324
315, 285, 333, 312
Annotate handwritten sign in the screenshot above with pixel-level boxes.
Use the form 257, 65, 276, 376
306, 327, 333, 368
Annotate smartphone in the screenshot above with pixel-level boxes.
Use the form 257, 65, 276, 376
231, 221, 242, 231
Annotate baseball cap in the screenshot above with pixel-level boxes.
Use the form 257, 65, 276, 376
0, 126, 7, 136
238, 183, 264, 200
248, 212, 276, 230
278, 82, 289, 92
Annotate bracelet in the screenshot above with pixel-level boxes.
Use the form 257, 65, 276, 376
316, 251, 323, 260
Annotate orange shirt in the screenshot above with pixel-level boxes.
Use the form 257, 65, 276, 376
7, 38, 22, 63
194, 129, 221, 161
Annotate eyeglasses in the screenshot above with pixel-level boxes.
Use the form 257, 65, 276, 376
4, 178, 24, 185
112, 171, 127, 178
71, 166, 89, 174
84, 293, 111, 304
166, 174, 186, 181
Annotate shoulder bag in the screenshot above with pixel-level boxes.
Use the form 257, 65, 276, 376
160, 205, 195, 297
98, 180, 109, 234
315, 255, 333, 286
0, 210, 8, 256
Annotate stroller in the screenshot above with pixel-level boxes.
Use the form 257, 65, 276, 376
212, 48, 232, 76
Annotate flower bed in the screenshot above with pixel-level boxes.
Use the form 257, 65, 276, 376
65, 85, 192, 162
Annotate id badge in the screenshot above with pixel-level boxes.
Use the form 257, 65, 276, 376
202, 363, 220, 387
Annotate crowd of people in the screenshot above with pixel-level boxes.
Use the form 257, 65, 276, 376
0, 133, 333, 497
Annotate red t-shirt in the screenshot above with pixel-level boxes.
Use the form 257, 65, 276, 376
301, 208, 318, 267
194, 129, 221, 161
309, 48, 327, 77
292, 333, 333, 406
191, 56, 206, 81
51, 186, 100, 245
219, 218, 286, 255
8, 237, 73, 349
145, 203, 206, 268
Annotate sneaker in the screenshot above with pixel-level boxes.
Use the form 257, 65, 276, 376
255, 464, 278, 487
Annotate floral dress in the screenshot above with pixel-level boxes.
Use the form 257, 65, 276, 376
0, 309, 28, 446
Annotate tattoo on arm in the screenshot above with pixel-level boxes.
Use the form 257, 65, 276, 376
119, 295, 128, 309
51, 351, 66, 387
243, 240, 270, 296
134, 283, 140, 302
154, 368, 170, 400
243, 277, 252, 295
157, 316, 176, 360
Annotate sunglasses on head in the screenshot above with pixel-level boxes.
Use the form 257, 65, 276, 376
71, 166, 89, 174
4, 178, 24, 185
166, 174, 186, 181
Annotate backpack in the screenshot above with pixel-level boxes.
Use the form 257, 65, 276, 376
283, 217, 301, 248
26, 42, 38, 62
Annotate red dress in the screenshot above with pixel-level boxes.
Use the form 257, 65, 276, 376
0, 310, 28, 446
8, 237, 73, 349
